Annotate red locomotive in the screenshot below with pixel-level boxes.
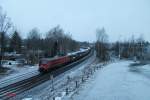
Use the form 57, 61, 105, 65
39, 48, 91, 72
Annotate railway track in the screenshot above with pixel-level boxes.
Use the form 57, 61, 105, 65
0, 70, 39, 88
0, 51, 93, 100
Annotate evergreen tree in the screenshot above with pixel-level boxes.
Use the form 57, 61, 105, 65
10, 31, 22, 53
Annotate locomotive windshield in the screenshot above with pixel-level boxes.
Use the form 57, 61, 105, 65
40, 60, 48, 64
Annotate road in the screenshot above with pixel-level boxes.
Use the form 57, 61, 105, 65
72, 60, 150, 100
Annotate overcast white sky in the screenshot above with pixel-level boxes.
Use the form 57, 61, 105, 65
0, 0, 150, 42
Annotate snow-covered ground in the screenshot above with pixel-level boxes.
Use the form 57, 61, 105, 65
4, 58, 150, 100
0, 64, 39, 88
69, 60, 150, 100
14, 53, 97, 100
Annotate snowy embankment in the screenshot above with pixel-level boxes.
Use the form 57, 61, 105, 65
69, 60, 150, 100
0, 65, 39, 88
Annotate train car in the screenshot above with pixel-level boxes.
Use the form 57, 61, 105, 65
39, 56, 70, 72
39, 47, 91, 73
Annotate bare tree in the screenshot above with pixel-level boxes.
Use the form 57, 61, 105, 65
0, 7, 12, 67
46, 26, 63, 57
46, 26, 79, 57
96, 28, 108, 43
112, 34, 147, 61
26, 28, 41, 64
26, 28, 41, 50
136, 34, 145, 60
95, 27, 109, 61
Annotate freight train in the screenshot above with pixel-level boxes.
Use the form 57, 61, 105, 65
39, 48, 91, 72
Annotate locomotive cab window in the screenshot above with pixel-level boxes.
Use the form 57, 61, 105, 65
40, 60, 48, 64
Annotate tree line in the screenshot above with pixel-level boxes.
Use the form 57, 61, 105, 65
0, 7, 79, 66
95, 27, 150, 62
112, 35, 149, 60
